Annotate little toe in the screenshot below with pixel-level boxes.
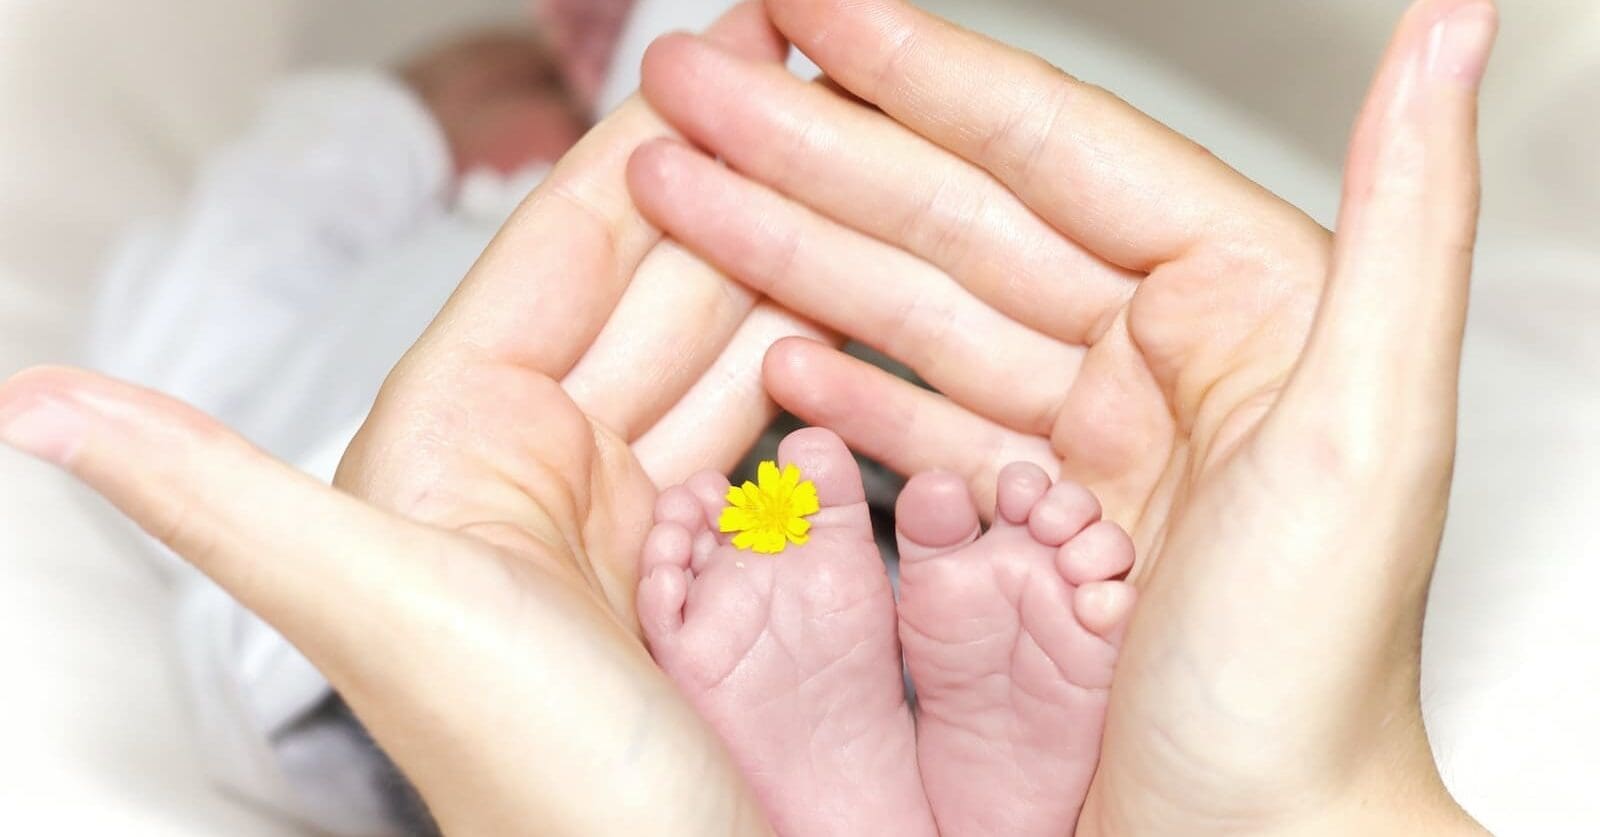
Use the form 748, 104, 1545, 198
1073, 580, 1137, 645
1027, 480, 1102, 547
777, 427, 871, 531
994, 461, 1052, 526
1056, 520, 1136, 585
895, 471, 982, 563
637, 561, 691, 649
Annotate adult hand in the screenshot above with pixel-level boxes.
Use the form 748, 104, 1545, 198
629, 0, 1495, 831
0, 3, 813, 832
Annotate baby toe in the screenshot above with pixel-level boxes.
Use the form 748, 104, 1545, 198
638, 562, 691, 649
1073, 580, 1137, 645
777, 427, 870, 531
895, 471, 981, 563
685, 470, 735, 531
777, 427, 864, 505
642, 521, 695, 575
994, 462, 1053, 525
1027, 480, 1101, 547
656, 485, 710, 533
1056, 520, 1135, 585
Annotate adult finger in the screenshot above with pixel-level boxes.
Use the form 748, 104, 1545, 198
0, 367, 456, 673
761, 338, 1059, 515
637, 32, 1138, 344
1278, 0, 1495, 464
562, 240, 758, 440
630, 138, 1083, 435
761, 0, 1318, 272
410, 0, 787, 378
634, 304, 830, 485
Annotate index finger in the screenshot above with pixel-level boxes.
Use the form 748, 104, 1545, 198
764, 0, 1317, 272
413, 1, 787, 378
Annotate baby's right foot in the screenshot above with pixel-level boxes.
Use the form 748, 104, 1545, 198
896, 464, 1138, 836
637, 428, 936, 836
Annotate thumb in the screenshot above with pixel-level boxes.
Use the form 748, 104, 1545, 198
0, 366, 456, 674
1273, 0, 1496, 475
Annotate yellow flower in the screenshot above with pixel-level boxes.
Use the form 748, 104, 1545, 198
719, 461, 821, 554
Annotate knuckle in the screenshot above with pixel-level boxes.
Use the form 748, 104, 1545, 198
980, 73, 1074, 182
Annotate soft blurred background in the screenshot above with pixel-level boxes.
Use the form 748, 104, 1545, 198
0, 0, 1594, 834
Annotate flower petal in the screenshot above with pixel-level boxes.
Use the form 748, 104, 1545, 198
791, 481, 820, 517
720, 461, 828, 555
719, 507, 758, 534
757, 461, 781, 494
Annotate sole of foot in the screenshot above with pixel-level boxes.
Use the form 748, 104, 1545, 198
638, 427, 937, 836
896, 462, 1137, 837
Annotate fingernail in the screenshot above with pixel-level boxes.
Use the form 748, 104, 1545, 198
0, 396, 87, 466
1427, 3, 1497, 85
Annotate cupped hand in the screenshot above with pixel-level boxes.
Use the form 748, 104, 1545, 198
629, 0, 1496, 831
0, 3, 813, 833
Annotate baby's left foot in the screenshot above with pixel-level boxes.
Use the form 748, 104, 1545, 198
897, 463, 1138, 836
637, 428, 936, 836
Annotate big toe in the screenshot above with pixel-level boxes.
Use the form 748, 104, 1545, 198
777, 427, 870, 530
895, 471, 981, 563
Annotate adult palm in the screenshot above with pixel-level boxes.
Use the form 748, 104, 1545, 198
0, 3, 808, 833
629, 0, 1495, 831
628, 2, 1335, 548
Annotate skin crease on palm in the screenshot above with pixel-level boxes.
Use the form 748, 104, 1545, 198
0, 0, 1497, 835
625, 0, 1497, 832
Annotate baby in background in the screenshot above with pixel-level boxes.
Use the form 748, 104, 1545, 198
638, 427, 1138, 836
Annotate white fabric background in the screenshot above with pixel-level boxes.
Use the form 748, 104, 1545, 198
0, 0, 1594, 833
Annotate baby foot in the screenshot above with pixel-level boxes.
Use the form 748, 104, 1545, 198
637, 428, 936, 836
896, 463, 1137, 836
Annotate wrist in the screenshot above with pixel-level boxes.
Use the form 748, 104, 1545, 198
1278, 795, 1482, 837
1275, 757, 1483, 837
